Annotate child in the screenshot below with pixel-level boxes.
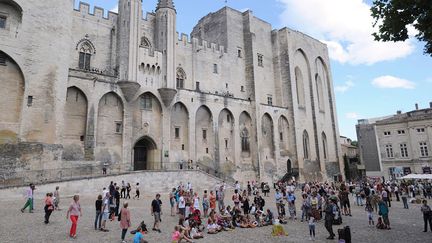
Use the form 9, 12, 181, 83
308, 212, 316, 241
376, 217, 386, 230
172, 226, 181, 243
133, 226, 146, 243
365, 202, 374, 226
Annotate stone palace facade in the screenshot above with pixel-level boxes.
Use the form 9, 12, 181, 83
0, 0, 343, 184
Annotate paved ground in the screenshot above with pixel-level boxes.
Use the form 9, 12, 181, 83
1, 188, 431, 243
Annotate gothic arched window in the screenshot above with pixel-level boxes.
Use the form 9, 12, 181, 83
241, 128, 250, 152
303, 130, 310, 159
78, 41, 93, 70
176, 67, 186, 89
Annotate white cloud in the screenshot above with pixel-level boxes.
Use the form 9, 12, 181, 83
335, 80, 354, 93
346, 112, 360, 119
372, 75, 415, 89
278, 0, 414, 65
110, 5, 118, 13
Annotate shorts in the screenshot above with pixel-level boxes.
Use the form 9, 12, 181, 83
179, 208, 185, 216
102, 212, 109, 221
170, 199, 175, 207
341, 200, 350, 208
153, 212, 161, 222
367, 212, 373, 221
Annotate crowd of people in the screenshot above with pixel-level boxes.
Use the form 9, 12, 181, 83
18, 177, 432, 242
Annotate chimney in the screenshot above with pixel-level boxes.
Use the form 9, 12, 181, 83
430, 102, 432, 108
397, 110, 402, 115
415, 103, 419, 110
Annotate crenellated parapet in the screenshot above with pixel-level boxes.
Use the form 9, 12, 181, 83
74, 1, 118, 23
177, 32, 226, 54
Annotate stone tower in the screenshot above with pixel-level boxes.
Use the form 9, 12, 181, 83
155, 0, 176, 88
117, 0, 142, 82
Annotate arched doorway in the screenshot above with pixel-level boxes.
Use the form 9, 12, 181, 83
133, 136, 157, 171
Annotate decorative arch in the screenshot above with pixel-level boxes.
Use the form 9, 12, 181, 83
176, 67, 186, 89
0, 50, 25, 140
140, 36, 152, 49
218, 108, 235, 165
322, 132, 328, 160
133, 135, 158, 171
195, 105, 214, 167
0, 0, 23, 22
261, 113, 275, 159
76, 36, 96, 70
171, 102, 189, 158
303, 130, 310, 159
294, 49, 311, 108
278, 115, 289, 152
63, 86, 88, 152
137, 92, 162, 111
239, 111, 253, 156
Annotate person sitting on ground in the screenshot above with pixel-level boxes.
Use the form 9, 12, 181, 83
207, 218, 222, 234
131, 221, 148, 234
133, 226, 148, 243
250, 203, 257, 215
263, 209, 274, 226
190, 222, 204, 239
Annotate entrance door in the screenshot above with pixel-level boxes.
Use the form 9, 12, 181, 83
133, 137, 156, 171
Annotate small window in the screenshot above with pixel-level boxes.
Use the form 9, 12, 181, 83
257, 53, 263, 67
196, 82, 200, 91
202, 129, 207, 140
175, 127, 180, 139
237, 49, 242, 58
0, 16, 6, 29
280, 132, 283, 141
385, 144, 394, 158
225, 83, 228, 89
78, 52, 91, 70
213, 64, 218, 74
80, 135, 85, 142
241, 86, 245, 92
384, 131, 391, 136
140, 95, 152, 110
420, 142, 429, 157
267, 95, 273, 105
115, 121, 123, 134
182, 144, 185, 150
206, 148, 209, 154
417, 128, 425, 133
400, 143, 408, 158
397, 130, 405, 135
27, 96, 33, 107
225, 139, 228, 149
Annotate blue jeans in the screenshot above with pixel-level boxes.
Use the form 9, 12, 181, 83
402, 197, 409, 209
95, 210, 102, 229
356, 196, 363, 206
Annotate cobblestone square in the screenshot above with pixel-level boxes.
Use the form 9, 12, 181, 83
1, 190, 431, 243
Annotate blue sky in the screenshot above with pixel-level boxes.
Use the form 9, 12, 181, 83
76, 0, 432, 140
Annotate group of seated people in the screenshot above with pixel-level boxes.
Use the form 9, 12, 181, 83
172, 204, 286, 242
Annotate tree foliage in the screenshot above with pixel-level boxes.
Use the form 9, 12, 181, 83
371, 0, 432, 56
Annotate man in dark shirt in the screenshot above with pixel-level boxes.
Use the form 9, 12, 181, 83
151, 193, 162, 233
114, 186, 121, 216
324, 198, 336, 240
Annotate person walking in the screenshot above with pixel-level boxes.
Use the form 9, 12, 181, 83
95, 195, 103, 230
126, 183, 131, 199
394, 185, 400, 202
100, 193, 110, 232
151, 194, 162, 233
120, 201, 131, 243
44, 192, 54, 224
114, 186, 121, 216
121, 180, 126, 199
21, 183, 35, 213
324, 198, 336, 240
133, 183, 140, 200
420, 200, 432, 232
66, 195, 82, 238
53, 186, 61, 210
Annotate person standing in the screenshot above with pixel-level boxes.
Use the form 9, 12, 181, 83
21, 184, 35, 213
53, 186, 61, 210
420, 200, 432, 232
324, 198, 336, 240
100, 193, 110, 232
126, 183, 131, 199
66, 195, 82, 238
114, 186, 121, 216
378, 199, 390, 229
95, 195, 103, 230
151, 194, 162, 233
134, 183, 140, 200
121, 180, 126, 199
202, 190, 209, 217
275, 189, 283, 216
44, 193, 54, 224
120, 201, 131, 243
178, 191, 186, 217
401, 187, 409, 209
394, 185, 400, 202
209, 190, 217, 212
193, 192, 200, 210
169, 188, 176, 216
217, 186, 225, 212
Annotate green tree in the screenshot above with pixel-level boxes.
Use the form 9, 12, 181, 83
371, 0, 432, 56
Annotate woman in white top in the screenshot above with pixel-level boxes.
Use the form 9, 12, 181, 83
193, 192, 200, 210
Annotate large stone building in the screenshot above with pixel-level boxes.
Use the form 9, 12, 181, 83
357, 104, 432, 180
0, 0, 343, 185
